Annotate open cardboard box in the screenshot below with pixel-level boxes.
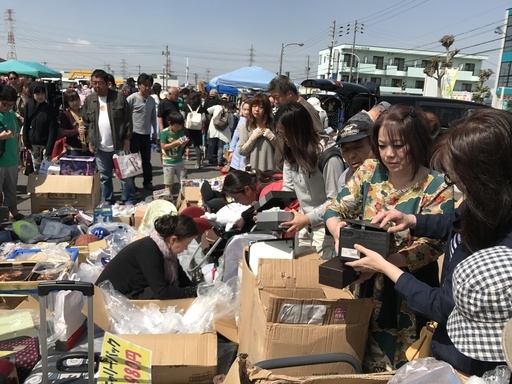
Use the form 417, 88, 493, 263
0, 295, 41, 341
223, 355, 393, 384
27, 173, 100, 213
89, 287, 237, 384
177, 186, 202, 213
238, 250, 373, 377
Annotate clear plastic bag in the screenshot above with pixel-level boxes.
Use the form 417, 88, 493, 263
97, 277, 239, 335
388, 357, 465, 384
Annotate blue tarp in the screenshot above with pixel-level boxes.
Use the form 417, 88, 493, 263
0, 60, 62, 78
208, 66, 277, 91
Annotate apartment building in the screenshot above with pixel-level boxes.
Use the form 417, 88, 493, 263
317, 44, 487, 95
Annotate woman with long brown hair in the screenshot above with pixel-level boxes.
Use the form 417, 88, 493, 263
60, 88, 90, 156
237, 92, 276, 171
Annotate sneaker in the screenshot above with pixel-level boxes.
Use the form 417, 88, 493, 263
143, 183, 158, 191
195, 163, 201, 169
184, 156, 190, 161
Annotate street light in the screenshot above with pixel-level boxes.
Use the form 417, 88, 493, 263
341, 52, 360, 83
279, 42, 304, 76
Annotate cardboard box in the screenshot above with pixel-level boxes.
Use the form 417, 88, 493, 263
223, 355, 393, 384
27, 173, 101, 213
59, 156, 97, 176
0, 295, 40, 341
133, 204, 148, 229
178, 186, 202, 213
90, 292, 219, 384
238, 251, 374, 377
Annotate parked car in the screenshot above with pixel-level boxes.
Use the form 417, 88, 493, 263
301, 79, 489, 135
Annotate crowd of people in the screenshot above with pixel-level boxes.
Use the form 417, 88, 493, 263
1, 69, 512, 379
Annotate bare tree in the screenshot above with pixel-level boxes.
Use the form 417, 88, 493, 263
472, 69, 494, 103
423, 35, 460, 97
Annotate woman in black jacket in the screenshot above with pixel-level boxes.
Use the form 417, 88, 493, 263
23, 81, 58, 173
96, 214, 199, 299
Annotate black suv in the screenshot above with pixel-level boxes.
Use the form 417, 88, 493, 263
301, 79, 489, 135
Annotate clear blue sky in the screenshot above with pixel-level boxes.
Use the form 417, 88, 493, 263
2, 0, 510, 86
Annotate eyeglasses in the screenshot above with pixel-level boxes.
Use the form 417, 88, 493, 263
8, 77, 17, 81
443, 172, 455, 187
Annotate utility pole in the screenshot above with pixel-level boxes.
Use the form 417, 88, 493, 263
42, 61, 47, 67
327, 20, 336, 79
305, 55, 311, 79
205, 68, 210, 82
137, 65, 141, 75
249, 45, 255, 66
5, 9, 17, 60
194, 73, 198, 86
105, 63, 111, 73
162, 45, 170, 89
348, 20, 364, 83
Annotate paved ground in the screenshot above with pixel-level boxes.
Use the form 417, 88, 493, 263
15, 148, 223, 216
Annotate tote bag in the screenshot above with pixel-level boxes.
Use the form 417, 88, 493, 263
113, 152, 143, 179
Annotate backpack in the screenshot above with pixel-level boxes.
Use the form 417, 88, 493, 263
185, 105, 203, 130
318, 145, 344, 173
213, 106, 229, 130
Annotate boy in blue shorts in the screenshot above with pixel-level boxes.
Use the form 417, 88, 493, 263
160, 112, 189, 193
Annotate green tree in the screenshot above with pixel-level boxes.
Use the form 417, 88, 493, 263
423, 35, 460, 97
472, 69, 494, 102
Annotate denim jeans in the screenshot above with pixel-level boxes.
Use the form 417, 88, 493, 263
207, 137, 226, 164
95, 149, 136, 204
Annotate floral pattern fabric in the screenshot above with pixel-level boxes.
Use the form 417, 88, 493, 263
324, 159, 454, 372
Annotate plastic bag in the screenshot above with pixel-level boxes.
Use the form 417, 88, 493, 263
97, 277, 239, 335
388, 357, 464, 384
31, 245, 73, 281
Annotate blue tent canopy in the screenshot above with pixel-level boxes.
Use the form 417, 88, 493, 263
0, 60, 61, 78
208, 66, 276, 91
204, 84, 239, 96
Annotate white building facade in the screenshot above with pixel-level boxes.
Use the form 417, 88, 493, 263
317, 44, 487, 96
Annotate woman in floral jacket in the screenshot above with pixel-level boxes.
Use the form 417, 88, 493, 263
325, 105, 454, 372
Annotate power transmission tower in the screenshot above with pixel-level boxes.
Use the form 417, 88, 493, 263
162, 45, 170, 89
249, 45, 255, 66
327, 20, 336, 78
5, 9, 17, 60
120, 59, 128, 79
105, 63, 111, 73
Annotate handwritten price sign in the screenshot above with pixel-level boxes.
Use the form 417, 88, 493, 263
98, 332, 152, 384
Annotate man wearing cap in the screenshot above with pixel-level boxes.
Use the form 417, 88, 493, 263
336, 118, 373, 189
157, 86, 181, 132
336, 101, 390, 188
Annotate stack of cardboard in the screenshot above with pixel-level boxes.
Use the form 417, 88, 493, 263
238, 250, 374, 377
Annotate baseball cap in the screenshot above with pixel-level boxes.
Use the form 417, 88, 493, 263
209, 89, 218, 97
337, 113, 373, 144
447, 245, 512, 362
372, 101, 391, 112
221, 94, 229, 100
307, 97, 323, 112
